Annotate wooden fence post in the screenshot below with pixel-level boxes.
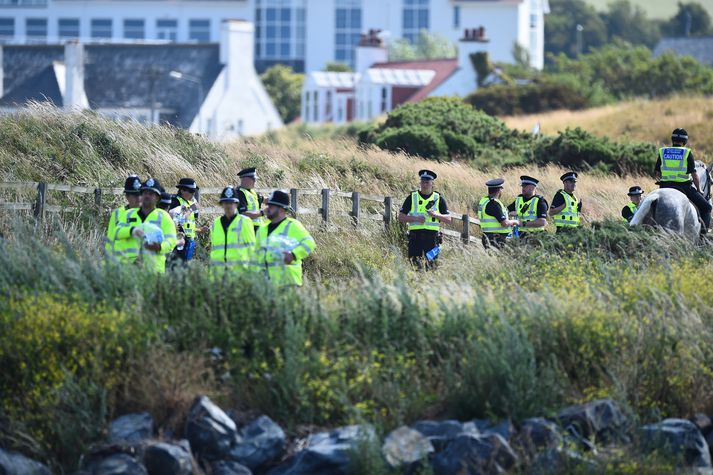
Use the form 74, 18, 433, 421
351, 191, 360, 227
34, 182, 46, 223
383, 196, 392, 229
94, 187, 102, 212
321, 188, 330, 225
461, 213, 470, 244
290, 188, 299, 216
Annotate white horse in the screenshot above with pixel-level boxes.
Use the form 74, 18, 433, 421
629, 161, 712, 240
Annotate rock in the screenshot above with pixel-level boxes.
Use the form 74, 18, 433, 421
143, 442, 193, 475
185, 396, 240, 461
267, 425, 375, 475
108, 413, 154, 444
212, 460, 253, 475
382, 426, 434, 468
529, 447, 595, 474
228, 415, 286, 470
85, 453, 148, 475
640, 418, 712, 468
0, 448, 51, 475
516, 418, 562, 455
412, 420, 467, 452
557, 399, 628, 445
692, 414, 713, 438
431, 432, 518, 475
473, 420, 516, 441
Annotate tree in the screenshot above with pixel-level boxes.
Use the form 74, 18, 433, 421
601, 0, 661, 48
324, 62, 352, 72
388, 30, 457, 61
662, 2, 712, 37
260, 65, 304, 124
545, 0, 608, 58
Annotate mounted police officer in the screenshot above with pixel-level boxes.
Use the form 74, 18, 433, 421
105, 174, 142, 262
621, 186, 643, 223
397, 169, 451, 270
508, 175, 548, 236
237, 168, 265, 230
477, 178, 519, 249
170, 177, 201, 261
655, 128, 711, 233
550, 172, 582, 233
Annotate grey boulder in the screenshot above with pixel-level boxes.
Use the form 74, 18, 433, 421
211, 460, 252, 475
185, 396, 240, 461
0, 448, 51, 475
640, 418, 712, 468
382, 426, 434, 468
84, 453, 147, 475
143, 442, 193, 475
412, 420, 469, 452
431, 432, 518, 475
107, 413, 154, 444
516, 418, 563, 456
228, 415, 286, 470
558, 399, 629, 445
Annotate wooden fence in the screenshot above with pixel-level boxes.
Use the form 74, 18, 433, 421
0, 182, 482, 244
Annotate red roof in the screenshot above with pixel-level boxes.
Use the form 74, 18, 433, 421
369, 58, 458, 102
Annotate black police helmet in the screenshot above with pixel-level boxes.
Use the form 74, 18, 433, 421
672, 128, 688, 143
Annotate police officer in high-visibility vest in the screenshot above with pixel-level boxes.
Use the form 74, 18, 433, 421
255, 190, 316, 287
397, 169, 451, 269
655, 128, 712, 232
550, 172, 582, 233
477, 178, 519, 249
158, 191, 173, 211
507, 175, 548, 236
210, 186, 256, 271
621, 186, 644, 223
119, 178, 178, 273
105, 175, 142, 261
237, 168, 265, 230
170, 178, 201, 261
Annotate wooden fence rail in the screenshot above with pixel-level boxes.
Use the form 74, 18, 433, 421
0, 182, 482, 244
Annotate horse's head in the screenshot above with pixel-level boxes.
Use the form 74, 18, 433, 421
696, 160, 712, 202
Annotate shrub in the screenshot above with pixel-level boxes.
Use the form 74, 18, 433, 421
374, 126, 448, 160
442, 130, 478, 159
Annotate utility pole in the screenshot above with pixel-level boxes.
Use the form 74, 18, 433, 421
147, 66, 162, 125
575, 24, 583, 56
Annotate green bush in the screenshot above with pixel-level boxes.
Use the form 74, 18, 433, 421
374, 126, 448, 160
442, 130, 478, 159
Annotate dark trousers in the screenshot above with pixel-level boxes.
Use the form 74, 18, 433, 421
482, 233, 507, 249
660, 182, 712, 229
408, 231, 439, 270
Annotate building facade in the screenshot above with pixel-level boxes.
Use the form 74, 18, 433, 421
0, 0, 548, 73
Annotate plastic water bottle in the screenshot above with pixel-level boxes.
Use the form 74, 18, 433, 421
425, 245, 440, 261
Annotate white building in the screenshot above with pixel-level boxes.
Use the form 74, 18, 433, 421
0, 19, 283, 138
302, 27, 491, 124
0, 0, 549, 73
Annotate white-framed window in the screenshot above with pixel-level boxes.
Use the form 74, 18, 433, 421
380, 87, 388, 113
453, 5, 460, 28
58, 18, 79, 39
255, 0, 305, 61
123, 19, 144, 40
335, 0, 361, 68
189, 19, 210, 42
403, 0, 428, 44
157, 19, 177, 41
26, 18, 47, 43
312, 91, 318, 121
0, 18, 14, 42
91, 19, 112, 39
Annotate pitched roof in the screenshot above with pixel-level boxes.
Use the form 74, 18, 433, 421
1, 43, 224, 128
369, 58, 458, 102
364, 68, 436, 86
653, 37, 713, 65
309, 71, 358, 88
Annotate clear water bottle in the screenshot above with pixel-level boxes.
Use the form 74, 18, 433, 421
425, 245, 441, 261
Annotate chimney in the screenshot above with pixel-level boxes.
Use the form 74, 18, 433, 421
458, 26, 489, 75
355, 29, 387, 75
0, 46, 4, 99
64, 41, 89, 110
220, 19, 255, 89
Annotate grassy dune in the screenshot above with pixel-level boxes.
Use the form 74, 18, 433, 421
504, 95, 713, 158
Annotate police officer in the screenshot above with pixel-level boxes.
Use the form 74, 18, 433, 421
254, 190, 316, 287
508, 175, 548, 236
105, 174, 142, 261
115, 178, 178, 273
237, 168, 265, 230
477, 178, 519, 249
655, 128, 712, 232
210, 186, 256, 271
622, 186, 644, 223
170, 177, 200, 261
158, 191, 173, 211
550, 172, 582, 232
397, 169, 451, 269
